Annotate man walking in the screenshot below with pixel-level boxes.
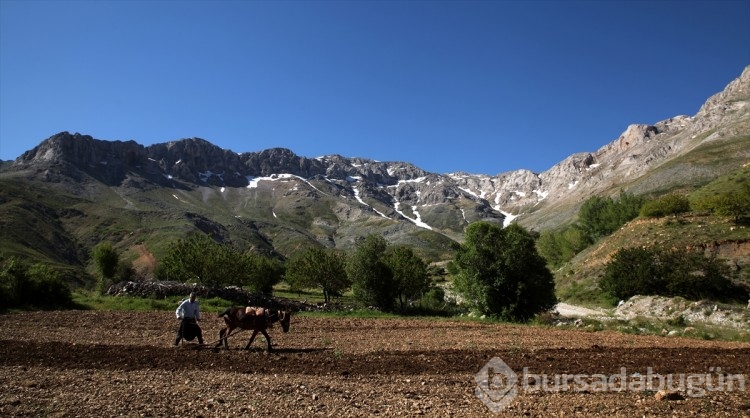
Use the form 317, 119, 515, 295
173, 292, 203, 346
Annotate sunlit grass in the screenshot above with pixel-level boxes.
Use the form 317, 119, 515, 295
272, 283, 359, 306
72, 290, 234, 312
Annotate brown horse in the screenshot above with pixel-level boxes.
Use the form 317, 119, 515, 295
215, 306, 291, 351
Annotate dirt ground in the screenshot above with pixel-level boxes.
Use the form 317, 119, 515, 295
1, 310, 749, 417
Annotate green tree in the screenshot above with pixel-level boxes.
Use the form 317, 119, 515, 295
536, 230, 564, 268
453, 222, 557, 321
26, 263, 72, 307
0, 256, 29, 307
660, 249, 735, 301
599, 247, 662, 300
578, 195, 621, 241
286, 247, 350, 303
640, 194, 690, 218
420, 286, 447, 311
92, 242, 119, 291
558, 190, 645, 271
714, 191, 750, 222
158, 233, 254, 288
114, 262, 135, 283
384, 245, 430, 311
537, 225, 591, 268
347, 234, 395, 311
241, 253, 284, 294
578, 191, 644, 242
615, 191, 646, 223
694, 185, 750, 223
159, 234, 213, 285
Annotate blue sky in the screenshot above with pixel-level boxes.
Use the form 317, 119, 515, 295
1, 0, 748, 175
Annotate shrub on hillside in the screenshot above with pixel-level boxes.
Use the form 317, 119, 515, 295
599, 247, 748, 303
538, 191, 643, 268
639, 194, 690, 218
692, 187, 750, 223
578, 191, 644, 241
537, 225, 591, 268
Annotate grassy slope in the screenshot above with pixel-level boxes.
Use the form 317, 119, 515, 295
0, 166, 457, 279
627, 134, 750, 197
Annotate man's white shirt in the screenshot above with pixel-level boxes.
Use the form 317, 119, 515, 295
175, 300, 200, 320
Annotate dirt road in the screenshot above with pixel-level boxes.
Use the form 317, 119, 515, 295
1, 311, 748, 417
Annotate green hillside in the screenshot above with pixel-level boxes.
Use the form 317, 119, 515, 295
556, 165, 750, 307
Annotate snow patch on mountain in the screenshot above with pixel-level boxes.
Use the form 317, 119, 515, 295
246, 173, 327, 195
394, 201, 432, 230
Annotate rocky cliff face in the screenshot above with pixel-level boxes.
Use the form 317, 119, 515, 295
7, 66, 750, 241
452, 65, 750, 230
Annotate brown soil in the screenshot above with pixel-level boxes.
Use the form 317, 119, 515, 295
1, 311, 749, 417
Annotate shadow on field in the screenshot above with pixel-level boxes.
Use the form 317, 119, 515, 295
1, 339, 749, 378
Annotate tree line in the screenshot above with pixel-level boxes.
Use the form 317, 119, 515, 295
132, 224, 555, 320
1, 218, 558, 321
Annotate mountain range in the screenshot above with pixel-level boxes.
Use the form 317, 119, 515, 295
1, 66, 748, 280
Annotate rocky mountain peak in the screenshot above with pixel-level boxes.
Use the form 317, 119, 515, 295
19, 131, 143, 165
3, 66, 748, 242
242, 147, 320, 178
147, 138, 247, 187
689, 65, 750, 135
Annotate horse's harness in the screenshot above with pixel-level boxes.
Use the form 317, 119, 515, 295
266, 309, 279, 323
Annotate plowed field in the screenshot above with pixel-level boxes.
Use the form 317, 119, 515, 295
1, 311, 749, 417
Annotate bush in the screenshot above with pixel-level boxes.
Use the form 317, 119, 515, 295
692, 188, 750, 223
578, 191, 644, 241
0, 257, 73, 310
419, 287, 446, 311
640, 194, 690, 218
600, 246, 748, 303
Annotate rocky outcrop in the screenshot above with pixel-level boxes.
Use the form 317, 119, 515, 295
16, 132, 148, 186
241, 147, 323, 178
614, 295, 750, 330
144, 138, 249, 187
692, 65, 750, 134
